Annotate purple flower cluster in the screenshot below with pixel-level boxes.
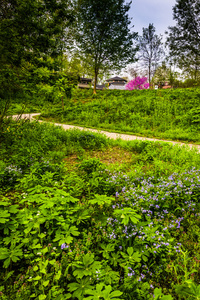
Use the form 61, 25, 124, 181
105, 167, 200, 261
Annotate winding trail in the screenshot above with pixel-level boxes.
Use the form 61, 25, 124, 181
12, 113, 200, 153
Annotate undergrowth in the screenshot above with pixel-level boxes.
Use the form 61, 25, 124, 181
1, 120, 200, 299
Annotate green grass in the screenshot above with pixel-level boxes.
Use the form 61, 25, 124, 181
38, 88, 200, 143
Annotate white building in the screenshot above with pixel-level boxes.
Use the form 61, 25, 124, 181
106, 76, 127, 90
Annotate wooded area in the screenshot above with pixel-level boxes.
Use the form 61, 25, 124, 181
0, 0, 200, 106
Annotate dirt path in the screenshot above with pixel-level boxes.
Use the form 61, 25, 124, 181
13, 113, 200, 152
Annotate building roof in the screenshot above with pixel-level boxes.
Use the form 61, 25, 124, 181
106, 76, 127, 82
109, 82, 126, 86
80, 77, 92, 82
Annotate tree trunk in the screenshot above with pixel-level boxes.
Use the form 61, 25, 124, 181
148, 64, 151, 88
93, 71, 98, 94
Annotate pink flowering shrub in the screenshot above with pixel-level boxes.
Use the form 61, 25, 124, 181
125, 76, 149, 90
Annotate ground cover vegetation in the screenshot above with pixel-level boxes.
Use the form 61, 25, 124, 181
38, 87, 200, 143
1, 119, 200, 299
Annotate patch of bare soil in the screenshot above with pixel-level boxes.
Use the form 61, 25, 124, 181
63, 147, 134, 171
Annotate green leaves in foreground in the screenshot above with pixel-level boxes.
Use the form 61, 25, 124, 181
72, 253, 101, 279
0, 244, 23, 268
68, 278, 93, 300
114, 207, 141, 225
84, 283, 123, 300
68, 281, 123, 300
175, 280, 200, 300
153, 288, 173, 300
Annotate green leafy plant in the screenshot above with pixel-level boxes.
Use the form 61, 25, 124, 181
153, 288, 173, 300
2, 116, 200, 299
114, 207, 141, 225
175, 280, 200, 299
84, 283, 123, 300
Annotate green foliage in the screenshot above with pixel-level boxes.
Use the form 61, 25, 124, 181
0, 0, 77, 134
40, 88, 200, 143
166, 0, 200, 78
74, 0, 138, 93
154, 288, 173, 300
78, 158, 105, 175
114, 207, 141, 225
175, 280, 200, 299
2, 120, 200, 299
84, 283, 123, 300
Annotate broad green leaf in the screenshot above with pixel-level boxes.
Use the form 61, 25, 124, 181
4, 270, 14, 281
30, 294, 36, 298
68, 282, 80, 292
54, 270, 61, 281
0, 248, 9, 260
65, 236, 73, 244
110, 290, 123, 298
49, 259, 56, 265
3, 258, 11, 268
43, 280, 49, 287
0, 210, 10, 223
33, 266, 38, 271
33, 275, 42, 281
127, 247, 133, 256
161, 296, 173, 300
154, 288, 162, 297
8, 205, 19, 214
65, 293, 72, 299
38, 233, 46, 239
39, 295, 46, 300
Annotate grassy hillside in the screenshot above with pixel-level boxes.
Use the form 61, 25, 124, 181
39, 88, 200, 143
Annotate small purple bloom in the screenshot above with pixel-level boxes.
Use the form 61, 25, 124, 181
61, 243, 69, 250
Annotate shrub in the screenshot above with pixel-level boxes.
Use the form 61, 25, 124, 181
125, 77, 149, 90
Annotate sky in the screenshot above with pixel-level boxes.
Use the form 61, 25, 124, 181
129, 0, 176, 38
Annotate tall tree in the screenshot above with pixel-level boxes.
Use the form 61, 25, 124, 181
0, 0, 74, 108
0, 0, 73, 67
137, 24, 164, 85
74, 0, 138, 93
166, 0, 200, 79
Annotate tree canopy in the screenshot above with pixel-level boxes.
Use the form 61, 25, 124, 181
137, 23, 164, 85
0, 0, 74, 102
74, 0, 138, 93
166, 0, 200, 79
0, 0, 73, 65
